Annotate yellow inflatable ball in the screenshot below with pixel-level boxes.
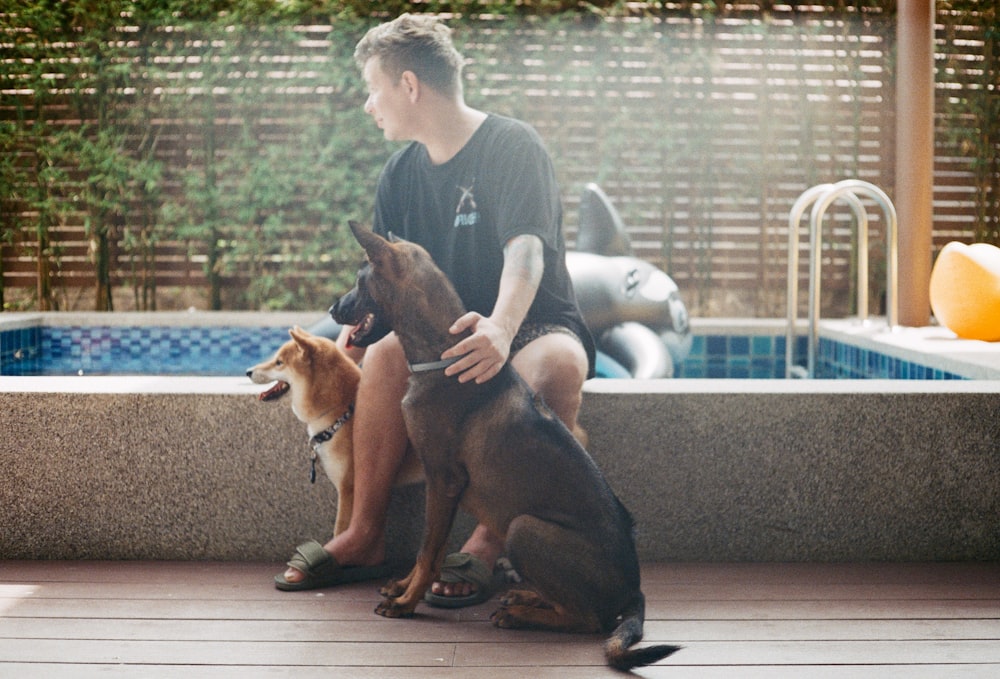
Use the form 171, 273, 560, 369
929, 241, 1000, 341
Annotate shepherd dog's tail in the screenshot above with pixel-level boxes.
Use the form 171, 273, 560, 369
604, 592, 682, 671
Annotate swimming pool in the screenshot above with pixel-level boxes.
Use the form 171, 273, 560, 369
2, 313, 996, 379
0, 313, 302, 377
1, 322, 289, 376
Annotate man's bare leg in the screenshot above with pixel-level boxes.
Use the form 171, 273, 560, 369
283, 334, 410, 582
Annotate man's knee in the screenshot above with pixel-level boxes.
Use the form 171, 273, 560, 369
357, 333, 412, 404
361, 333, 408, 377
511, 333, 587, 418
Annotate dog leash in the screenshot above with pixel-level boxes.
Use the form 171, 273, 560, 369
308, 404, 354, 484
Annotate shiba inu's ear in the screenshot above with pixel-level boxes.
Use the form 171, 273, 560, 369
289, 326, 315, 352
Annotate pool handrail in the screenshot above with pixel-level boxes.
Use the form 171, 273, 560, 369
786, 179, 899, 378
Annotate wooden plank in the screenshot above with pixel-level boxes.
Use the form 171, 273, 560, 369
0, 664, 662, 679
644, 618, 1000, 642
640, 561, 1000, 585
5, 560, 998, 592
0, 617, 573, 644
3, 595, 998, 623
636, 667, 1000, 679
454, 639, 1000, 666
0, 638, 460, 667
3, 579, 998, 603
2, 616, 995, 644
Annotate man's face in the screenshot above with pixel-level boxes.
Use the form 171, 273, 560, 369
362, 56, 411, 141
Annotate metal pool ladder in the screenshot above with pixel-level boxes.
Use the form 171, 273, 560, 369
786, 179, 899, 378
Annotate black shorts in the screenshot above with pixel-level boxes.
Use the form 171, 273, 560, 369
509, 322, 584, 357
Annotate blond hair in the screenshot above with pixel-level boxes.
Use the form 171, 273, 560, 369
355, 14, 465, 98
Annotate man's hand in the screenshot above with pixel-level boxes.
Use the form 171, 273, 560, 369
441, 234, 543, 384
441, 312, 512, 384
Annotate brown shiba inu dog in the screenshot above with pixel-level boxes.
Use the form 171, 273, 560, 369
330, 222, 681, 671
247, 326, 422, 537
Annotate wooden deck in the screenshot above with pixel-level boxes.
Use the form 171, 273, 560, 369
1, 561, 998, 678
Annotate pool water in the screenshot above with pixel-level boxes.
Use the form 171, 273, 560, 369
1, 325, 288, 376
0, 323, 967, 380
679, 333, 966, 380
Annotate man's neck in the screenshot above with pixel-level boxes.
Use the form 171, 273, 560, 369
421, 105, 488, 165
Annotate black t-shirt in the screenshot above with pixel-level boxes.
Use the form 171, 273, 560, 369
372, 114, 595, 375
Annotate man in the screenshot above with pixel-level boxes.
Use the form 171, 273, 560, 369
277, 13, 595, 607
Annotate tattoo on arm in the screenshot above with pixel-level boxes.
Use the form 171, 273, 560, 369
502, 234, 544, 287
491, 234, 544, 339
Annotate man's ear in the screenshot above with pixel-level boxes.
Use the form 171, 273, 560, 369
399, 70, 420, 102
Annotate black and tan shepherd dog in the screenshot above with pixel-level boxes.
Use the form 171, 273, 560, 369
331, 222, 680, 671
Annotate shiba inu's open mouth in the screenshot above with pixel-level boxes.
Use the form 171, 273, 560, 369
258, 381, 290, 401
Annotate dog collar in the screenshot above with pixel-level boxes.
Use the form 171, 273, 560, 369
408, 355, 463, 373
308, 405, 354, 483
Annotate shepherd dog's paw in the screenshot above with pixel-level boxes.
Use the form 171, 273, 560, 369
499, 589, 549, 608
379, 579, 406, 598
375, 597, 416, 618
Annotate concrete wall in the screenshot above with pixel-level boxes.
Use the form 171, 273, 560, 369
2, 377, 998, 562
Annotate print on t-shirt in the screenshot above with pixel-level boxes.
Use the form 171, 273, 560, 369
454, 179, 480, 228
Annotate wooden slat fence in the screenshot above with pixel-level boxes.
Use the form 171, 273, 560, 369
0, 7, 996, 315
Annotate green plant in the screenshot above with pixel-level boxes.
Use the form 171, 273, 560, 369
0, 0, 173, 310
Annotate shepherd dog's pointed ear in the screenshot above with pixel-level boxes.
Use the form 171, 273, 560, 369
348, 221, 392, 265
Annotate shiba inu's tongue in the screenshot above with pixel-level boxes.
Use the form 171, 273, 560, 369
258, 381, 290, 401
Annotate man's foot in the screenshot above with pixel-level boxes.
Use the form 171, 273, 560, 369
426, 525, 503, 604
275, 540, 391, 591
277, 531, 386, 589
424, 552, 500, 608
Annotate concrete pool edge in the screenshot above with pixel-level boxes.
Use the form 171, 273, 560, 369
4, 374, 1000, 394
2, 377, 998, 562
0, 310, 325, 330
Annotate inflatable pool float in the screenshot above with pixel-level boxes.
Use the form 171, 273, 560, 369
568, 183, 691, 377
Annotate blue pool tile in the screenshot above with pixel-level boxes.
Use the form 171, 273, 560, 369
706, 335, 727, 358
681, 364, 705, 378
729, 364, 750, 379
706, 361, 729, 379
774, 335, 787, 355
687, 335, 705, 360
0, 326, 41, 375
728, 335, 750, 357
751, 335, 772, 356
